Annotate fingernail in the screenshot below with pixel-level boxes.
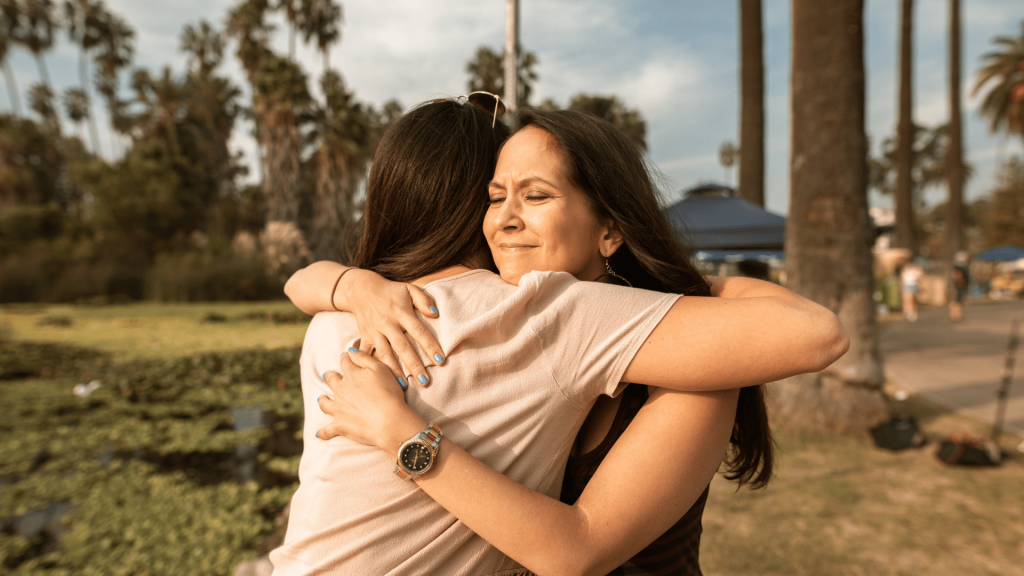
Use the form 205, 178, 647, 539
315, 432, 320, 439
322, 373, 327, 380
397, 377, 408, 390
348, 347, 359, 353
429, 305, 438, 314
417, 374, 428, 386
317, 396, 321, 402
434, 353, 444, 364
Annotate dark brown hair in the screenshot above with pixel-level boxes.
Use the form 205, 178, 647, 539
353, 100, 510, 281
514, 108, 774, 488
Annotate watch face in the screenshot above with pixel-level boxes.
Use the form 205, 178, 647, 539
400, 442, 433, 474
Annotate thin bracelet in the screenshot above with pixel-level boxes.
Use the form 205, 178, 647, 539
330, 267, 356, 311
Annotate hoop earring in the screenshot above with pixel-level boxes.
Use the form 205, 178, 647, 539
594, 258, 633, 287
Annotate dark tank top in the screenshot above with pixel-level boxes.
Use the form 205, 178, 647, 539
560, 384, 709, 576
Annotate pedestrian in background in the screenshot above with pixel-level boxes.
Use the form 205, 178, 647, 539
950, 251, 970, 323
900, 262, 922, 322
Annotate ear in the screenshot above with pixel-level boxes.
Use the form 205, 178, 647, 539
598, 219, 624, 258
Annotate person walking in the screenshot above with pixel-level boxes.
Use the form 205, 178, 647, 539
950, 251, 970, 322
900, 261, 922, 322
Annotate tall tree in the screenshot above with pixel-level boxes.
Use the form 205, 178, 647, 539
181, 20, 225, 77
0, 0, 23, 115
566, 94, 646, 151
61, 85, 88, 138
773, 0, 887, 433
309, 71, 378, 261
972, 22, 1024, 141
870, 122, 973, 214
466, 45, 537, 105
63, 0, 103, 154
504, 0, 518, 111
91, 8, 134, 154
738, 0, 765, 206
300, 0, 340, 73
18, 0, 56, 90
894, 0, 916, 253
946, 0, 964, 257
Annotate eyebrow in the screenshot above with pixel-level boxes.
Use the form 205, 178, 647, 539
488, 176, 558, 190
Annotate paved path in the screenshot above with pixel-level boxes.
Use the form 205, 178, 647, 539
880, 300, 1024, 437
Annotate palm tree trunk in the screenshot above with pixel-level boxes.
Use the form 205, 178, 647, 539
739, 0, 765, 206
894, 0, 916, 253
945, 0, 964, 257
34, 54, 52, 90
2, 61, 21, 115
770, 0, 888, 433
504, 0, 519, 112
79, 51, 102, 155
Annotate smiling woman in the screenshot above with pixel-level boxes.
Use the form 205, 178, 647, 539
486, 126, 619, 285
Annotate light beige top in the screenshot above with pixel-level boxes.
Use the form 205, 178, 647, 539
270, 270, 679, 576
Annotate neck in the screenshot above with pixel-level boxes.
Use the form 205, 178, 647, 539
411, 265, 475, 288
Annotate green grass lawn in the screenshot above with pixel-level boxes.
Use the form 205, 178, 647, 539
1, 301, 309, 362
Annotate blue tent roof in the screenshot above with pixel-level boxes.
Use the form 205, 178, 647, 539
975, 245, 1024, 262
665, 185, 787, 250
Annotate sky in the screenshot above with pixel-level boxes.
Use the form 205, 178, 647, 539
2, 0, 1021, 216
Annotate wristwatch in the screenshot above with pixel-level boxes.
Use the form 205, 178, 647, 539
394, 423, 443, 480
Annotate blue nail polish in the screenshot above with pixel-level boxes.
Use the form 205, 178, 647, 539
429, 306, 438, 314
434, 353, 444, 363
315, 433, 320, 438
348, 347, 359, 353
417, 374, 428, 386
322, 372, 327, 380
398, 377, 408, 390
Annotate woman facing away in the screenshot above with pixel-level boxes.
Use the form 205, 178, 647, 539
274, 101, 849, 576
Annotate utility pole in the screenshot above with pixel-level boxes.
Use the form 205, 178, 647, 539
946, 0, 964, 257
504, 0, 519, 112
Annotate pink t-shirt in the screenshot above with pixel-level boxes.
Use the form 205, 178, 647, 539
270, 270, 679, 575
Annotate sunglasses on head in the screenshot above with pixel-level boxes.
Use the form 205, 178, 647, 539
434, 91, 506, 128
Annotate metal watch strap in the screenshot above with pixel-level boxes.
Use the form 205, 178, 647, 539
394, 423, 443, 480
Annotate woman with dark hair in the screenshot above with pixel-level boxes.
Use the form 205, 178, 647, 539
275, 103, 846, 575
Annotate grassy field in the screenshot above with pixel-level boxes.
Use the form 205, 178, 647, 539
0, 301, 308, 362
702, 382, 1024, 576
4, 302, 1023, 574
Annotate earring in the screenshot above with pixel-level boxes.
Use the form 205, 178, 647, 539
595, 258, 632, 287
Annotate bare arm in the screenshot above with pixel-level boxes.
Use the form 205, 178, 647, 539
318, 351, 737, 576
621, 276, 849, 391
284, 261, 445, 384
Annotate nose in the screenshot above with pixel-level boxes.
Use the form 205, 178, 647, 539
490, 195, 524, 233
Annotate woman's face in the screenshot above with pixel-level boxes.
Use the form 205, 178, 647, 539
484, 126, 620, 285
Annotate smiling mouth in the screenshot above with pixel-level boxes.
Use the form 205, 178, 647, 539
498, 244, 538, 252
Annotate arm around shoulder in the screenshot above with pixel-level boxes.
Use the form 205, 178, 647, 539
622, 278, 850, 391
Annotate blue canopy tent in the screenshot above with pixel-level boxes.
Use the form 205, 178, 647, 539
665, 184, 786, 262
975, 245, 1024, 262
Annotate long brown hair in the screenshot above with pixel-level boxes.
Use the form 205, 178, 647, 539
514, 108, 774, 488
354, 100, 510, 281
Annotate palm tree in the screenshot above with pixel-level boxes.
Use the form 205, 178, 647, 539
775, 0, 887, 433
181, 20, 225, 77
870, 122, 974, 211
1, 0, 23, 115
63, 0, 103, 154
299, 0, 341, 74
91, 8, 134, 154
27, 81, 58, 132
466, 45, 538, 105
973, 21, 1024, 141
894, 0, 915, 253
566, 94, 646, 151
738, 0, 764, 206
18, 0, 57, 90
130, 67, 185, 157
946, 0, 964, 256
310, 70, 376, 260
61, 85, 88, 139
277, 0, 302, 61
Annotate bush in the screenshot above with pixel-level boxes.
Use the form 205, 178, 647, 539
146, 252, 283, 302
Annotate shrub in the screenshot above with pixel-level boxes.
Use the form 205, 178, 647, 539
146, 252, 283, 302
